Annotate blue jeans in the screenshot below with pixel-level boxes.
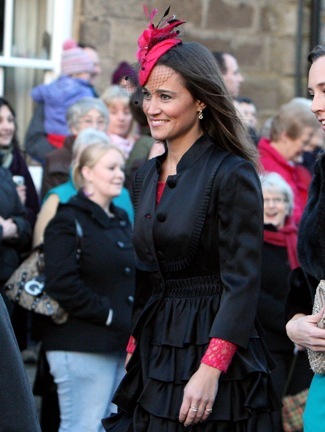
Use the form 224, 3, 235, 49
46, 351, 125, 432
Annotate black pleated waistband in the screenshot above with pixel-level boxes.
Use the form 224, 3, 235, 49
152, 275, 223, 297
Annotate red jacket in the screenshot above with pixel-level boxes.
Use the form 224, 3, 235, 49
258, 137, 311, 225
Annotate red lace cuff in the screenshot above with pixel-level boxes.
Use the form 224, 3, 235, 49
126, 335, 136, 354
201, 338, 238, 373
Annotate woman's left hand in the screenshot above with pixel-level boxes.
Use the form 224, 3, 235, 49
0, 216, 18, 239
286, 310, 325, 351
179, 363, 221, 427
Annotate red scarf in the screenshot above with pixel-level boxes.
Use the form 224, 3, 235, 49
47, 133, 66, 149
263, 220, 299, 269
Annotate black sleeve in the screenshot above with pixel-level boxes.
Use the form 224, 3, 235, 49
0, 297, 41, 431
209, 159, 264, 348
44, 210, 111, 325
24, 103, 55, 163
10, 212, 32, 251
6, 181, 32, 252
285, 267, 316, 320
11, 149, 40, 227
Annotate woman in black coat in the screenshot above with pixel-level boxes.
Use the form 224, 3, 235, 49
0, 167, 39, 430
286, 44, 325, 432
103, 7, 279, 432
0, 98, 40, 350
42, 130, 135, 432
0, 97, 40, 227
258, 172, 313, 431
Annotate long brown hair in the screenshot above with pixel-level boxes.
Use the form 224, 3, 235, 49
157, 42, 259, 170
0, 97, 19, 149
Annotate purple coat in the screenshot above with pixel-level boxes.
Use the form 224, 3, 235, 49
31, 75, 94, 136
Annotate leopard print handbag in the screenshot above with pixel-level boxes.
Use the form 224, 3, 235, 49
307, 280, 325, 375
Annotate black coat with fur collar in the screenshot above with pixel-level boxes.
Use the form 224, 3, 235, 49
297, 152, 325, 291
286, 152, 325, 319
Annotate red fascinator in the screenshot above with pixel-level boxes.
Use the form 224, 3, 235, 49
137, 6, 185, 86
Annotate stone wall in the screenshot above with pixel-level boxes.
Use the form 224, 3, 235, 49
76, 0, 313, 131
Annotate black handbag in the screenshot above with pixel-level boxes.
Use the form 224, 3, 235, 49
4, 219, 83, 324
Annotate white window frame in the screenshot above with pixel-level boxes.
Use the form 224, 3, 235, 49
0, 0, 74, 94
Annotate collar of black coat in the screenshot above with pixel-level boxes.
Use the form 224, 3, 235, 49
154, 134, 218, 174
60, 190, 129, 229
132, 135, 230, 273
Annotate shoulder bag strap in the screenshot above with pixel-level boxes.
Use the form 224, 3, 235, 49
74, 218, 83, 265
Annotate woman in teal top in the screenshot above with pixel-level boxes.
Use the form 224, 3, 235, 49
44, 170, 134, 217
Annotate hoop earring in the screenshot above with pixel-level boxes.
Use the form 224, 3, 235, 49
83, 186, 94, 197
198, 109, 203, 120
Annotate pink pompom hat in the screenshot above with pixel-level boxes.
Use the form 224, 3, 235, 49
61, 39, 94, 75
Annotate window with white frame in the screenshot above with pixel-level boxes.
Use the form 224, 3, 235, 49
0, 0, 74, 145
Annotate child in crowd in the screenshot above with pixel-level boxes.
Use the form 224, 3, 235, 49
31, 39, 95, 149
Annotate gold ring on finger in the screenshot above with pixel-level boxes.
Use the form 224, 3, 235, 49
205, 408, 213, 413
191, 407, 198, 412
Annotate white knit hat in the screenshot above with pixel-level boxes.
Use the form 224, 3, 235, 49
60, 39, 94, 75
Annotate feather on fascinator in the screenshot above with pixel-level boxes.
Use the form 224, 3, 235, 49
137, 6, 185, 86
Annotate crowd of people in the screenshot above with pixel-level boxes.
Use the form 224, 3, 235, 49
1, 6, 325, 432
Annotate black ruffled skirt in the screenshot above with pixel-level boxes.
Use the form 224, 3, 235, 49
102, 276, 280, 431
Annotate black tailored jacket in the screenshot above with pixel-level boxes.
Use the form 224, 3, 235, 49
41, 191, 135, 353
131, 134, 264, 349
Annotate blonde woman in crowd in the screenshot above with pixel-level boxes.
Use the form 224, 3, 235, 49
41, 131, 135, 431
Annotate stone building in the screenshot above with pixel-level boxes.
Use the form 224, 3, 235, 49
76, 0, 324, 129
0, 0, 324, 140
